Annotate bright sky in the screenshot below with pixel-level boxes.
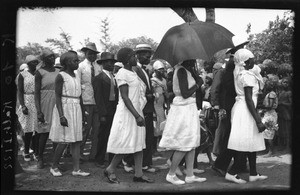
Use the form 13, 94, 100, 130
16, 7, 290, 51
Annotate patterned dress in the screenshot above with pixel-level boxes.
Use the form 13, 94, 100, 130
16, 70, 38, 133
36, 68, 59, 133
49, 71, 82, 143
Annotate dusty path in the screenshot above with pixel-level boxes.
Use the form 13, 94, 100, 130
15, 139, 291, 192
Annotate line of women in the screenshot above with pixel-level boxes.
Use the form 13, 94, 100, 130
17, 47, 269, 184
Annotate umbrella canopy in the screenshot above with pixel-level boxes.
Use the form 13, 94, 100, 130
153, 20, 234, 66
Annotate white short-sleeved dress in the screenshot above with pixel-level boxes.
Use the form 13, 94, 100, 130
159, 65, 200, 151
106, 68, 147, 154
227, 70, 266, 152
49, 71, 83, 143
16, 70, 38, 133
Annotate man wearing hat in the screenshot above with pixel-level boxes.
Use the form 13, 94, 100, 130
77, 42, 102, 161
93, 52, 119, 168
211, 35, 249, 177
123, 44, 157, 173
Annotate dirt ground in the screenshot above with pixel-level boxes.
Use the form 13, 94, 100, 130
14, 139, 292, 193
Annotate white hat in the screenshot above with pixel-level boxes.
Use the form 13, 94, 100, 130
234, 49, 254, 66
54, 57, 62, 68
135, 44, 153, 53
153, 60, 165, 70
19, 63, 28, 71
114, 62, 124, 68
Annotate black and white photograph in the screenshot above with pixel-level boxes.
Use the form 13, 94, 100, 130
1, 3, 297, 193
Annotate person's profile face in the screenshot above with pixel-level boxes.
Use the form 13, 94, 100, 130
69, 54, 80, 70
245, 58, 254, 69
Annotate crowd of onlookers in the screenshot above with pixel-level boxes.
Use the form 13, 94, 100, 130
15, 38, 292, 185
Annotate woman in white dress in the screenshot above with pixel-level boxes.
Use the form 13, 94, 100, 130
16, 55, 39, 161
226, 49, 267, 184
159, 59, 206, 185
104, 48, 154, 184
49, 51, 90, 177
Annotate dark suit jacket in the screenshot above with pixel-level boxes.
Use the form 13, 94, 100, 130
92, 71, 118, 117
132, 65, 154, 113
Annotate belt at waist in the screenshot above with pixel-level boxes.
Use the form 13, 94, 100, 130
62, 95, 80, 99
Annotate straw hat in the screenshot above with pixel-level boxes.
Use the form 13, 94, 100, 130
135, 44, 154, 53
114, 62, 124, 68
81, 42, 100, 54
19, 63, 28, 71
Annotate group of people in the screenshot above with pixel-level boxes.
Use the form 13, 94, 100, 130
16, 37, 292, 185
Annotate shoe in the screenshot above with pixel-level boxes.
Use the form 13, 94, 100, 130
183, 168, 205, 175
142, 166, 157, 173
72, 170, 90, 177
124, 165, 134, 173
185, 175, 207, 183
249, 174, 268, 182
211, 165, 226, 177
37, 160, 44, 169
166, 174, 185, 185
24, 153, 31, 162
225, 173, 247, 184
95, 162, 106, 169
133, 175, 154, 183
50, 167, 62, 177
104, 170, 120, 184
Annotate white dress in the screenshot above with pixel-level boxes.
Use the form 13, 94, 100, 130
159, 65, 200, 151
16, 70, 38, 133
106, 68, 147, 154
227, 70, 266, 152
49, 71, 82, 143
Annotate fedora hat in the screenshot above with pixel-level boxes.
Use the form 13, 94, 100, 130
81, 42, 100, 54
226, 35, 250, 55
96, 52, 117, 64
135, 44, 154, 53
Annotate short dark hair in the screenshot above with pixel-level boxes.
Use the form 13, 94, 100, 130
60, 50, 78, 70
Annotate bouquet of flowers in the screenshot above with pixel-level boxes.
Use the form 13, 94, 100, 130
261, 112, 278, 139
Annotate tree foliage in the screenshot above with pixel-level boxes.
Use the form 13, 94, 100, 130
16, 42, 50, 64
45, 28, 73, 54
247, 11, 294, 66
99, 17, 113, 52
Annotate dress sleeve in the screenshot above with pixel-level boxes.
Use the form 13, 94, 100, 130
115, 69, 128, 87
241, 71, 256, 88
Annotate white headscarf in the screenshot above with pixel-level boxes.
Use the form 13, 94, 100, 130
233, 48, 254, 79
233, 49, 264, 90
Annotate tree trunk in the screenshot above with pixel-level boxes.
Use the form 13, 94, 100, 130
171, 7, 215, 23
171, 7, 198, 23
205, 8, 215, 23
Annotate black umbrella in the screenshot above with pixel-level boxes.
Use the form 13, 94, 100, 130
153, 20, 234, 66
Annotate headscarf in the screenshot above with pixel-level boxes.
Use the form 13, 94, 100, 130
233, 48, 254, 79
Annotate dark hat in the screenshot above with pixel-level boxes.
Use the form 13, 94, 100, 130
96, 52, 117, 64
81, 42, 100, 54
117, 48, 135, 64
135, 44, 154, 54
226, 35, 250, 55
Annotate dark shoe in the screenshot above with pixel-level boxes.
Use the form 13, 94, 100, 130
104, 170, 120, 184
211, 165, 226, 177
95, 162, 106, 169
142, 166, 158, 173
133, 175, 154, 183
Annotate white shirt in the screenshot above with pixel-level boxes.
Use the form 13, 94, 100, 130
137, 62, 150, 88
77, 59, 102, 105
